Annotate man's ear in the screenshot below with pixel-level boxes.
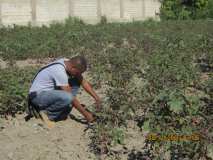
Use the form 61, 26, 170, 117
66, 70, 72, 77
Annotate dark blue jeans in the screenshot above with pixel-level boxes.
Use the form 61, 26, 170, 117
31, 78, 80, 121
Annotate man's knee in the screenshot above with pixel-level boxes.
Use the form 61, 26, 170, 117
60, 92, 73, 106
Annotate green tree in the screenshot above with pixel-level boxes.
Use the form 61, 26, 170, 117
160, 0, 212, 20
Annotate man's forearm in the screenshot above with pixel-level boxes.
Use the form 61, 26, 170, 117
82, 79, 99, 101
72, 98, 94, 122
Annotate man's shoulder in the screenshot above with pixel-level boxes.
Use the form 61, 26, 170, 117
46, 58, 66, 70
52, 58, 66, 65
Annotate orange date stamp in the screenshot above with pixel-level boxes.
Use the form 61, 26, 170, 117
147, 133, 200, 141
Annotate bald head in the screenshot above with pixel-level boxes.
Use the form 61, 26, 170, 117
68, 55, 87, 72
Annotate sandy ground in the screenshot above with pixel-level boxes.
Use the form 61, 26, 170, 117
0, 114, 145, 160
0, 88, 100, 160
0, 112, 95, 160
0, 58, 55, 69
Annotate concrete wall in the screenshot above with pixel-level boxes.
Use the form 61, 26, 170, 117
36, 0, 69, 25
1, 0, 32, 25
0, 0, 160, 26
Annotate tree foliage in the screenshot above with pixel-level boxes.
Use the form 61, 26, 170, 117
160, 0, 213, 20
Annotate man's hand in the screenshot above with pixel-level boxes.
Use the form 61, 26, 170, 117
72, 98, 95, 123
86, 112, 95, 123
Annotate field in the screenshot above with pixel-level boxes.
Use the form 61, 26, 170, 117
0, 19, 212, 160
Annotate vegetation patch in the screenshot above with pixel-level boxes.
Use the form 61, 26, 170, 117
0, 67, 37, 117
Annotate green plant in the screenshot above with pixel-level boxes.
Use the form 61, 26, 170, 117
100, 16, 108, 25
0, 67, 37, 117
138, 36, 213, 159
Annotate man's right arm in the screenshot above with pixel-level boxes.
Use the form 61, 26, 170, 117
72, 98, 95, 123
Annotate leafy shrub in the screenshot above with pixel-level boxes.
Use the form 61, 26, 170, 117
138, 34, 213, 159
99, 16, 108, 25
0, 67, 37, 116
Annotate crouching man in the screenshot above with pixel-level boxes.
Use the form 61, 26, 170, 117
27, 55, 101, 127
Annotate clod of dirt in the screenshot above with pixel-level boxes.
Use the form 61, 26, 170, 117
0, 58, 7, 68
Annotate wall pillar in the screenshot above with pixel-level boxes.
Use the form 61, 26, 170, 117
142, 0, 146, 20
0, 1, 2, 26
31, 0, 37, 26
97, 0, 101, 20
120, 0, 124, 19
69, 0, 74, 17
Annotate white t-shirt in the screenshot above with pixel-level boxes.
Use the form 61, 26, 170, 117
29, 58, 69, 93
